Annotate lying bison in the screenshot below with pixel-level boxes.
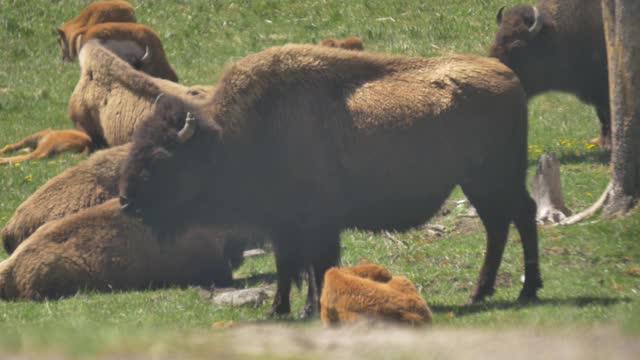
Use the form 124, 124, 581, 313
0, 200, 251, 300
56, 0, 136, 63
0, 129, 92, 166
2, 145, 130, 254
320, 37, 364, 51
69, 43, 214, 148
69, 23, 179, 82
119, 44, 541, 316
490, 0, 610, 148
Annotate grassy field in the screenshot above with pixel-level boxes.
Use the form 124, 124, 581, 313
0, 0, 639, 357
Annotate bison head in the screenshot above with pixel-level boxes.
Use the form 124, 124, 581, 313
118, 94, 218, 229
490, 5, 557, 96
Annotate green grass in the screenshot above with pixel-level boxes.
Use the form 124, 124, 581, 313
0, 0, 639, 357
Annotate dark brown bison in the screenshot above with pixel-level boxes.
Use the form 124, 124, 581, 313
69, 42, 214, 148
0, 200, 252, 300
56, 1, 136, 63
118, 45, 541, 316
490, 0, 610, 148
2, 145, 130, 254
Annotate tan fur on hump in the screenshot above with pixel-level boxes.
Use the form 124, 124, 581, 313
70, 43, 215, 147
203, 44, 519, 139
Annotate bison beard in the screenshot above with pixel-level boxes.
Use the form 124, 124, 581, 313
119, 45, 542, 317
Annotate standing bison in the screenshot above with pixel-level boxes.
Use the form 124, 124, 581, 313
490, 0, 610, 148
119, 45, 541, 316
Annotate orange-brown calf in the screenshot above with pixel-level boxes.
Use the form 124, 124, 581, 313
56, 1, 136, 63
320, 37, 364, 51
0, 130, 92, 165
320, 261, 432, 326
70, 22, 178, 81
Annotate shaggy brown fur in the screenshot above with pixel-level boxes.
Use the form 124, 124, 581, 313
69, 23, 178, 81
56, 1, 136, 63
320, 261, 432, 326
119, 44, 540, 317
0, 129, 92, 166
2, 145, 130, 254
0, 200, 253, 300
69, 42, 214, 148
490, 0, 609, 148
320, 37, 364, 51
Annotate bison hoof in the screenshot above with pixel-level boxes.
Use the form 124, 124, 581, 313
298, 304, 318, 320
517, 286, 541, 304
467, 286, 495, 305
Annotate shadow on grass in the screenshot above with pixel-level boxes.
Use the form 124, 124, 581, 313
527, 150, 610, 167
430, 296, 632, 317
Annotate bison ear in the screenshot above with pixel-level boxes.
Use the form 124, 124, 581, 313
496, 6, 506, 25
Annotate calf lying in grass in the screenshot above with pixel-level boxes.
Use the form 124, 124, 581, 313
0, 129, 92, 166
320, 261, 432, 326
320, 36, 364, 51
0, 199, 253, 300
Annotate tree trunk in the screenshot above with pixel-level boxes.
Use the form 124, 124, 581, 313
601, 0, 640, 216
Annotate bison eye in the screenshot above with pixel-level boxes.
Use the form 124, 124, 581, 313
151, 147, 172, 161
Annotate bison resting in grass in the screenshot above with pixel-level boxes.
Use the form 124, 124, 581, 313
69, 43, 214, 148
0, 200, 251, 300
320, 37, 364, 51
320, 261, 432, 326
119, 44, 541, 316
69, 23, 179, 82
56, 0, 136, 63
490, 0, 609, 148
1, 145, 130, 254
0, 129, 92, 165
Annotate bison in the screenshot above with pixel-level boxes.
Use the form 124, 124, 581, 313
56, 0, 136, 63
320, 37, 365, 51
68, 23, 179, 82
2, 145, 130, 254
490, 0, 610, 148
0, 199, 253, 300
118, 44, 541, 316
69, 43, 214, 148
320, 261, 432, 326
0, 129, 92, 166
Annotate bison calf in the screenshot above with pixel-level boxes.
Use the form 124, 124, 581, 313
56, 0, 136, 63
321, 261, 432, 326
0, 200, 252, 300
69, 23, 178, 82
0, 129, 92, 166
320, 37, 364, 51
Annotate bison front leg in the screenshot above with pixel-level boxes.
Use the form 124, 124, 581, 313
300, 232, 341, 319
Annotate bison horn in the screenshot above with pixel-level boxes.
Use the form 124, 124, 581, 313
496, 6, 506, 25
140, 45, 150, 63
528, 6, 543, 35
177, 112, 197, 143
119, 195, 131, 211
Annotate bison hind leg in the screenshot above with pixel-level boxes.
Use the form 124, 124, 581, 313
461, 178, 540, 304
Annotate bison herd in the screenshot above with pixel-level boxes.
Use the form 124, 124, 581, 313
0, 0, 611, 322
